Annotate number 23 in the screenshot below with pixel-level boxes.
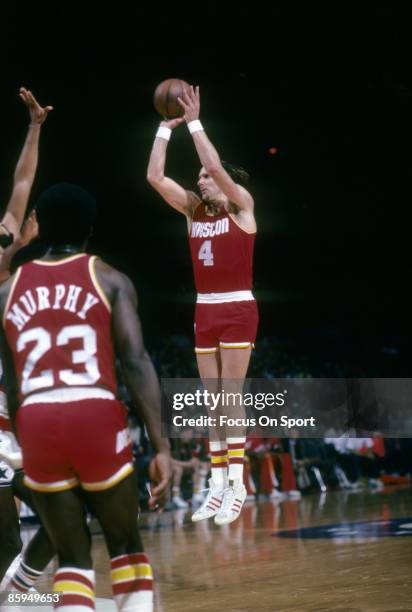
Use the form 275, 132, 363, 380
17, 324, 100, 394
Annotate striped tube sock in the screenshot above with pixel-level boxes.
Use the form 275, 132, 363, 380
209, 441, 228, 486
227, 437, 246, 481
9, 561, 43, 592
111, 553, 153, 611
54, 567, 95, 611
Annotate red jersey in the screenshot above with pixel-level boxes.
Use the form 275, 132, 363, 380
189, 203, 255, 294
3, 254, 117, 402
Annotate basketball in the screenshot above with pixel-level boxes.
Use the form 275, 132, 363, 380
153, 78, 190, 119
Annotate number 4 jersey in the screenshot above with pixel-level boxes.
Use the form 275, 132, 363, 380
3, 254, 117, 403
189, 203, 256, 294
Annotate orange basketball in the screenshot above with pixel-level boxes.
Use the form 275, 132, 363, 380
153, 78, 190, 119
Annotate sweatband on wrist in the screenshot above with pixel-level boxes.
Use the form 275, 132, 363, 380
156, 126, 172, 141
187, 120, 204, 135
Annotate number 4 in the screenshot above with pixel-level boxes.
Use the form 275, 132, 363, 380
198, 240, 214, 267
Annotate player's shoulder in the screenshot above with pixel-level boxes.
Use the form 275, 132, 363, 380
93, 257, 136, 299
228, 205, 257, 234
93, 257, 131, 283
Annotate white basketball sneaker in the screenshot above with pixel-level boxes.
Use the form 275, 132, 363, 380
191, 479, 225, 522
214, 479, 247, 525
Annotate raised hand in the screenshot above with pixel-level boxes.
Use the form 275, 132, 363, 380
177, 85, 200, 123
19, 87, 53, 125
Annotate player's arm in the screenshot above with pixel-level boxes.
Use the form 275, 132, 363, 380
0, 89, 52, 246
0, 211, 39, 283
96, 261, 171, 508
178, 86, 254, 212
0, 279, 20, 437
147, 117, 200, 217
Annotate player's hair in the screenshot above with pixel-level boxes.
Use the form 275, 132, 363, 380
35, 183, 96, 247
221, 161, 250, 186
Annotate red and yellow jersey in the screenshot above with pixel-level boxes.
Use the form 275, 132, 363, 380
3, 253, 117, 403
189, 203, 255, 294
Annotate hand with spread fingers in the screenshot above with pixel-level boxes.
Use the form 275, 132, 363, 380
19, 87, 53, 125
177, 85, 200, 123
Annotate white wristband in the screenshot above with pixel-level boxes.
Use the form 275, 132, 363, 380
187, 120, 204, 135
156, 126, 172, 141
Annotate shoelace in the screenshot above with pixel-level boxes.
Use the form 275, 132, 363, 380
220, 485, 236, 514
196, 485, 222, 511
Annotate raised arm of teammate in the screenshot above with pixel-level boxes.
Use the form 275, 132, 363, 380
178, 86, 254, 214
95, 260, 171, 509
0, 88, 52, 281
147, 116, 200, 217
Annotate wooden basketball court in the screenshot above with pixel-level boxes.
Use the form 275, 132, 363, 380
23, 486, 412, 611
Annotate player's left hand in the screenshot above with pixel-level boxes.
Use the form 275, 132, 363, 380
177, 85, 200, 123
148, 451, 172, 510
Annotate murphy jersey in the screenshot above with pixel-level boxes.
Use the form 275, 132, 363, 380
3, 254, 117, 403
189, 203, 255, 294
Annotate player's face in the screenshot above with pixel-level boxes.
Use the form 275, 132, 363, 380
197, 168, 220, 201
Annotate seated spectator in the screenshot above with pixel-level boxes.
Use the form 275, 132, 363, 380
324, 433, 384, 489
170, 432, 209, 509
287, 431, 338, 492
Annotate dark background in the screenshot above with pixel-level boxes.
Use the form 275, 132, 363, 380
0, 4, 411, 371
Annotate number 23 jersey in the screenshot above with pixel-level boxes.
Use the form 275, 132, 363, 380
3, 254, 117, 402
189, 203, 256, 294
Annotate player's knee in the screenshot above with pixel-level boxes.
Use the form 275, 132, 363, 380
105, 527, 143, 558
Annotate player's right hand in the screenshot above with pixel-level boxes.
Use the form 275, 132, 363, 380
19, 87, 53, 125
160, 117, 185, 130
148, 451, 172, 510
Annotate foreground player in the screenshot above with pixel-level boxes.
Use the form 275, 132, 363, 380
0, 87, 53, 584
0, 183, 171, 611
147, 85, 258, 525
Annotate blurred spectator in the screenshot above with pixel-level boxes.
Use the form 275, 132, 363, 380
170, 431, 209, 508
